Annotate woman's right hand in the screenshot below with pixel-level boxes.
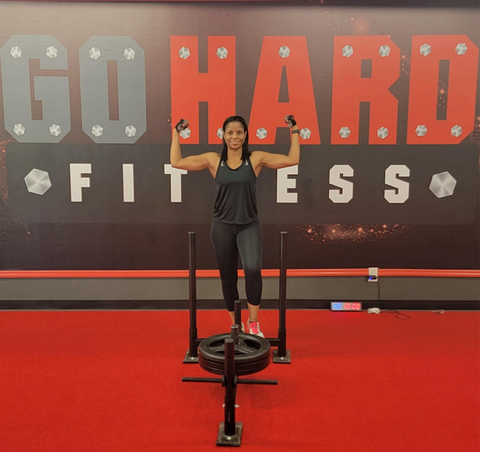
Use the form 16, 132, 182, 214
175, 118, 190, 132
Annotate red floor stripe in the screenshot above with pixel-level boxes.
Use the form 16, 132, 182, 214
0, 269, 479, 278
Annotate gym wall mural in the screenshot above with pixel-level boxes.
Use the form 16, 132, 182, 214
0, 1, 478, 271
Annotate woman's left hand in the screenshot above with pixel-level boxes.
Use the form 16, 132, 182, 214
283, 115, 297, 128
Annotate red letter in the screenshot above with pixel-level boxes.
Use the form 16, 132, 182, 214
170, 36, 235, 143
331, 36, 400, 145
407, 35, 479, 144
249, 36, 320, 145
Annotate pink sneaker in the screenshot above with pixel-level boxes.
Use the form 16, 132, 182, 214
247, 320, 264, 338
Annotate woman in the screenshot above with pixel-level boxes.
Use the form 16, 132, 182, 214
170, 115, 300, 336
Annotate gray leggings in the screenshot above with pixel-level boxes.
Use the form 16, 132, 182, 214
210, 220, 263, 312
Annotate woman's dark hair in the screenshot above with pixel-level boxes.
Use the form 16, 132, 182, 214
220, 116, 250, 161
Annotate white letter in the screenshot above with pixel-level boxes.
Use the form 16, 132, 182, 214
123, 164, 134, 202
329, 165, 353, 203
385, 165, 410, 204
164, 164, 187, 202
70, 163, 91, 202
277, 165, 298, 203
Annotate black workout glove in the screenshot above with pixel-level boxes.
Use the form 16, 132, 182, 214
175, 119, 189, 132
284, 115, 297, 128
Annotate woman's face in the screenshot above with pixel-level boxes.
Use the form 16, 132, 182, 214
224, 121, 247, 151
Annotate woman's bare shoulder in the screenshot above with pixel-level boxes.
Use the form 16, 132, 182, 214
249, 150, 265, 162
205, 152, 221, 163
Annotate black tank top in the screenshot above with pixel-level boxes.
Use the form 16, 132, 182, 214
213, 156, 258, 224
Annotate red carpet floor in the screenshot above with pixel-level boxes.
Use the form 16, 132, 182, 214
0, 309, 479, 452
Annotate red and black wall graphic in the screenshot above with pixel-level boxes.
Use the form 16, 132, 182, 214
0, 1, 478, 270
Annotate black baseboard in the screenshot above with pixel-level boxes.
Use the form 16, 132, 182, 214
0, 299, 478, 311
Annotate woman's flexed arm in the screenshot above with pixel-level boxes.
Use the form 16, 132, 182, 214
253, 115, 300, 170
170, 119, 217, 172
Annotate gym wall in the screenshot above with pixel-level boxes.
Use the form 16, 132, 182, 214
0, 0, 478, 307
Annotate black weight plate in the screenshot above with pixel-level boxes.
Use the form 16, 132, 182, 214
199, 333, 271, 363
199, 355, 271, 376
198, 333, 271, 376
